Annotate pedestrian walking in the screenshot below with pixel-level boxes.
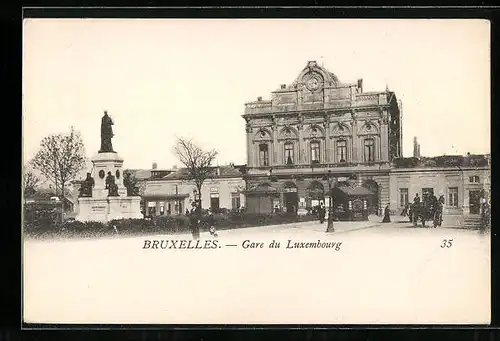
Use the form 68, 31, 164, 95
382, 205, 391, 223
207, 208, 218, 237
189, 202, 200, 240
318, 202, 326, 224
401, 203, 409, 217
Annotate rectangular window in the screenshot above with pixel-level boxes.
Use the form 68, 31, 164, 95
364, 138, 375, 162
259, 144, 269, 166
337, 140, 347, 163
448, 187, 459, 207
231, 193, 241, 210
310, 141, 320, 163
284, 142, 294, 164
399, 188, 409, 207
469, 175, 480, 183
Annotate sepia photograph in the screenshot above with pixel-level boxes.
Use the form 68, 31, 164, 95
22, 18, 491, 325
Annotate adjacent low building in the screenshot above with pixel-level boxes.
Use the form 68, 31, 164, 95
390, 154, 491, 215
142, 165, 246, 216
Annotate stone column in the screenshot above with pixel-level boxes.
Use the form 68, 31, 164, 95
323, 120, 330, 163
272, 125, 278, 166
298, 125, 304, 164
246, 124, 252, 167
328, 137, 333, 163
155, 201, 161, 216
380, 116, 389, 162
351, 114, 358, 163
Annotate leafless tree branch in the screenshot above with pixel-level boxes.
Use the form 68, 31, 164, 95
23, 162, 40, 196
31, 127, 87, 200
173, 137, 218, 208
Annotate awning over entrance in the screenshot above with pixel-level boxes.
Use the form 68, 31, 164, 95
334, 185, 374, 196
142, 194, 190, 201
243, 184, 278, 195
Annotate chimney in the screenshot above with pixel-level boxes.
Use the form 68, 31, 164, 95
152, 162, 158, 170
281, 84, 286, 89
257, 96, 262, 101
357, 79, 363, 93
413, 137, 419, 158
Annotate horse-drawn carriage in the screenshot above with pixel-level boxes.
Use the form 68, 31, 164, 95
408, 195, 443, 228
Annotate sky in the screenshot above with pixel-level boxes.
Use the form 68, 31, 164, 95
23, 19, 490, 170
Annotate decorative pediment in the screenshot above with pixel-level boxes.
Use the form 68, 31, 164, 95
253, 128, 272, 141
304, 124, 325, 139
331, 122, 352, 136
278, 126, 299, 140
292, 61, 340, 89
357, 121, 380, 135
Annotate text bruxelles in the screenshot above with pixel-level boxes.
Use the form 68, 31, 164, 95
143, 240, 219, 249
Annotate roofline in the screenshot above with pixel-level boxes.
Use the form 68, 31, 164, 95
242, 104, 391, 119
148, 176, 244, 183
390, 166, 490, 173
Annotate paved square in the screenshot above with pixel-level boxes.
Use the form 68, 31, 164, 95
23, 220, 490, 324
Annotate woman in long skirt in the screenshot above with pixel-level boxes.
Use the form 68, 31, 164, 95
382, 205, 391, 223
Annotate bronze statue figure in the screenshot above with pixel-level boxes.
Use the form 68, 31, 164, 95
105, 171, 119, 197
78, 172, 95, 197
99, 110, 115, 153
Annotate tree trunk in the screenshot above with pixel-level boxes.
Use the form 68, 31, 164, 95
197, 185, 202, 209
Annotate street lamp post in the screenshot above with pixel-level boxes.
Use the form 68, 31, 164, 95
324, 170, 335, 233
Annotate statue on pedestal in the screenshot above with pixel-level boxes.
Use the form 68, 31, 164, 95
99, 110, 115, 153
78, 172, 95, 197
105, 171, 119, 197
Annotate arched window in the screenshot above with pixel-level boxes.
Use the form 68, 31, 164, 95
259, 144, 269, 166
284, 142, 294, 165
310, 141, 320, 163
337, 139, 347, 163
364, 138, 375, 162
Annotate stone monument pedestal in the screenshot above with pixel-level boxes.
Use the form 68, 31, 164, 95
76, 152, 143, 223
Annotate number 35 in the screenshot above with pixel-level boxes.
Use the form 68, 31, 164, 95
441, 239, 453, 248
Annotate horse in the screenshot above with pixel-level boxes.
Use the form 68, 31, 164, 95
410, 199, 442, 228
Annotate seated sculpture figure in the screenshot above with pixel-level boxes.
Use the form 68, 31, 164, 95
105, 171, 119, 197
78, 172, 95, 197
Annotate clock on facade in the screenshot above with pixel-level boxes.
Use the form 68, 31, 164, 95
305, 73, 322, 91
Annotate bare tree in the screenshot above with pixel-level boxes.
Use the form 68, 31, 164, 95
173, 137, 218, 208
31, 127, 87, 201
23, 163, 40, 197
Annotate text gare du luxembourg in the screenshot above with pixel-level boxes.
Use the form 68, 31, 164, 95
142, 239, 343, 251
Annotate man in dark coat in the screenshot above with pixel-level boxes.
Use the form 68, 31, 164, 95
207, 207, 218, 237
189, 201, 201, 240
318, 202, 326, 224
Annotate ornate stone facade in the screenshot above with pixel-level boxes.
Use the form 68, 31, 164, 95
242, 61, 403, 213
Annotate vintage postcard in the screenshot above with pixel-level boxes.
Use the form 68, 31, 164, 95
22, 18, 491, 325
